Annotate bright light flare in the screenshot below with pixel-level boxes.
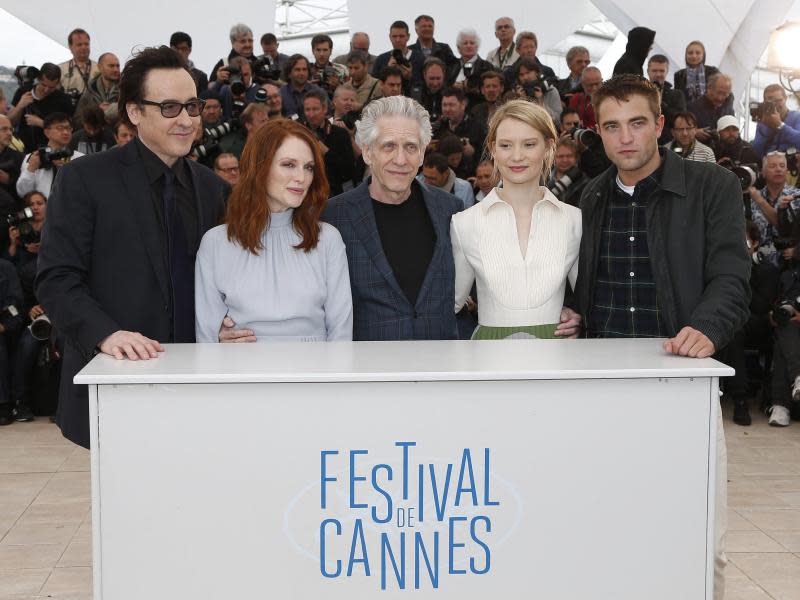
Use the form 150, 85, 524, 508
768, 22, 800, 73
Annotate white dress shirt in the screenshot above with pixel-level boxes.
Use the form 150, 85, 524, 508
451, 186, 581, 327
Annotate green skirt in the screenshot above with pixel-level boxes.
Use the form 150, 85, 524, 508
471, 323, 560, 340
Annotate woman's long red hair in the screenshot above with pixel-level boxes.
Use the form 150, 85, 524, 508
225, 118, 330, 254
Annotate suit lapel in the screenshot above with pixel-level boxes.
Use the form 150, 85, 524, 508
119, 144, 170, 305
350, 186, 408, 304
415, 183, 445, 308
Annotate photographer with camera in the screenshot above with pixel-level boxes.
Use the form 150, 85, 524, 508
767, 256, 800, 426
170, 32, 209, 94
414, 58, 447, 121
74, 52, 120, 126
379, 67, 404, 98
547, 137, 588, 208
207, 102, 269, 161
716, 115, 760, 166
511, 59, 562, 123
470, 71, 504, 127
664, 112, 716, 162
409, 15, 457, 64
556, 46, 591, 103
568, 66, 602, 131
346, 51, 382, 108
17, 113, 83, 198
70, 105, 115, 155
752, 84, 800, 158
0, 115, 23, 201
687, 72, 734, 145
209, 24, 256, 89
748, 151, 800, 267
447, 29, 493, 107
647, 55, 687, 145
8, 63, 75, 153
58, 29, 99, 101
302, 89, 354, 196
0, 257, 24, 425
418, 151, 474, 209
371, 21, 425, 95
199, 90, 224, 128
437, 87, 487, 176
309, 34, 348, 98
217, 56, 260, 121
259, 33, 290, 77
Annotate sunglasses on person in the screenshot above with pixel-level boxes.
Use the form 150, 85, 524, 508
140, 98, 205, 118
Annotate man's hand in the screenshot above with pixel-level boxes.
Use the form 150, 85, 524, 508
462, 139, 475, 158
28, 304, 44, 320
554, 307, 582, 338
325, 73, 341, 89
16, 92, 34, 110
99, 330, 164, 360
24, 114, 44, 129
764, 108, 783, 130
778, 195, 795, 209
26, 152, 41, 172
694, 128, 713, 143
24, 242, 40, 254
216, 68, 231, 83
397, 63, 412, 80
663, 326, 715, 358
218, 315, 256, 343
8, 226, 19, 246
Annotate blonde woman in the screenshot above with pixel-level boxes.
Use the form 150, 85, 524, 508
451, 99, 581, 339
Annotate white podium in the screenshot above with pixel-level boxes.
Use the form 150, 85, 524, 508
75, 338, 732, 600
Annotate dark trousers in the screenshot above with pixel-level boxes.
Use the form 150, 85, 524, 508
11, 329, 45, 409
0, 335, 9, 406
720, 315, 772, 399
771, 321, 800, 408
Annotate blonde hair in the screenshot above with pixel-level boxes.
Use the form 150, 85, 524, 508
485, 98, 557, 184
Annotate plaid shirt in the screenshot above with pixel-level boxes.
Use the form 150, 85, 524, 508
587, 169, 666, 338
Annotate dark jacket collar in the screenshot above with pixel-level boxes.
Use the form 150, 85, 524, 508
134, 137, 191, 189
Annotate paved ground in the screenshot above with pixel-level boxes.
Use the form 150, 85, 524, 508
0, 404, 798, 599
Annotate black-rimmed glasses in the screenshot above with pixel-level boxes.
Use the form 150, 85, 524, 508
140, 98, 205, 118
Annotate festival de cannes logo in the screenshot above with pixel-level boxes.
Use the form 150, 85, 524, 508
284, 441, 523, 592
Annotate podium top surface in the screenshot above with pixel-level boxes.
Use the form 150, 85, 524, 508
74, 338, 734, 385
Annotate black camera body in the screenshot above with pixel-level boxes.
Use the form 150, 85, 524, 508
775, 295, 800, 325
64, 88, 83, 109
569, 126, 601, 147
750, 100, 777, 122
723, 161, 763, 191
252, 55, 282, 84
391, 49, 411, 68
340, 110, 362, 131
37, 147, 74, 170
14, 65, 39, 88
7, 207, 40, 245
549, 166, 582, 200
224, 66, 247, 96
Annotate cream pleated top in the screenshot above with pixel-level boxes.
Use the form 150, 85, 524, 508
451, 186, 582, 327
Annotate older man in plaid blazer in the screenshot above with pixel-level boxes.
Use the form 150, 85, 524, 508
323, 96, 462, 341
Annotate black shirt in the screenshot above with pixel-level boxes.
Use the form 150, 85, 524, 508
135, 138, 199, 255
371, 181, 435, 305
12, 88, 75, 153
0, 146, 24, 201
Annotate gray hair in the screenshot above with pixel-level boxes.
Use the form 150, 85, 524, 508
456, 28, 481, 49
229, 24, 253, 43
566, 46, 589, 65
355, 96, 432, 149
708, 73, 732, 89
495, 17, 515, 29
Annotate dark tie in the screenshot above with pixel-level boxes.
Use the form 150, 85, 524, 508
163, 170, 195, 343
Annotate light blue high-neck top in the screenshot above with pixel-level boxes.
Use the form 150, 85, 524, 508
195, 209, 353, 342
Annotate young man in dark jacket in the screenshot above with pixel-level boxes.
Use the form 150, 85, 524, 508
566, 75, 750, 600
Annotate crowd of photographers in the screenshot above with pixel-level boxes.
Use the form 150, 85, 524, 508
0, 17, 799, 427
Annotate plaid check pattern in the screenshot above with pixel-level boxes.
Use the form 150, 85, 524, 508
587, 175, 666, 338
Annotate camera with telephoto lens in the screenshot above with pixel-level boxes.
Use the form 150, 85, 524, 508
252, 55, 282, 83
340, 109, 362, 131
391, 49, 410, 68
6, 207, 40, 245
13, 65, 38, 88
253, 88, 268, 104
569, 126, 601, 147
548, 166, 582, 199
29, 314, 52, 341
787, 147, 798, 176
37, 147, 74, 170
463, 63, 474, 79
774, 294, 800, 325
724, 161, 763, 191
431, 116, 449, 137
224, 66, 246, 96
750, 100, 777, 122
193, 119, 240, 160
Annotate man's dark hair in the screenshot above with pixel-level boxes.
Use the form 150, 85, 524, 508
39, 63, 62, 82
43, 112, 71, 129
170, 31, 192, 48
117, 46, 190, 128
390, 20, 410, 33
311, 34, 333, 50
82, 105, 107, 130
113, 119, 132, 136
746, 220, 761, 244
670, 111, 697, 128
560, 107, 580, 126
592, 74, 661, 123
514, 58, 540, 81
437, 135, 464, 156
379, 66, 403, 82
67, 28, 89, 46
303, 88, 329, 108
442, 87, 466, 102
422, 57, 446, 76
415, 14, 434, 25
283, 54, 309, 81
261, 33, 278, 45
648, 54, 669, 65
423, 152, 449, 172
347, 50, 369, 66
480, 70, 503, 86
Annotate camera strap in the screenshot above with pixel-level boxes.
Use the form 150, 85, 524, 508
365, 80, 379, 104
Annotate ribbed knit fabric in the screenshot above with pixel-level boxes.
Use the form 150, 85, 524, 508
665, 140, 716, 163
451, 187, 581, 328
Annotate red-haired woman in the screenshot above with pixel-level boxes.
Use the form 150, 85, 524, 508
195, 119, 352, 342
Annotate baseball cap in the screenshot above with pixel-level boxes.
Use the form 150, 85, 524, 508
716, 115, 739, 131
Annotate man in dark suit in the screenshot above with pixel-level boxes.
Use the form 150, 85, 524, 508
36, 46, 230, 448
371, 21, 426, 96
323, 96, 461, 341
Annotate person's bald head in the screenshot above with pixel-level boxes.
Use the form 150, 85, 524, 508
351, 32, 370, 53
98, 52, 121, 83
